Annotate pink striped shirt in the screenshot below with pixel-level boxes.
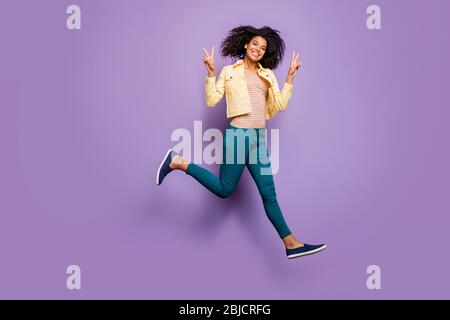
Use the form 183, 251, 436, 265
230, 68, 269, 128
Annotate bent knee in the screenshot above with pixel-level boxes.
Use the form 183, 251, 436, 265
218, 187, 234, 199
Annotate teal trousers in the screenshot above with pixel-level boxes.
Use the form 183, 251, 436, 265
186, 124, 292, 238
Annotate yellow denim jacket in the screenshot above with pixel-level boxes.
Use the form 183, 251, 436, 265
205, 59, 293, 119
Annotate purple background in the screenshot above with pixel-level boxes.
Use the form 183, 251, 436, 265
1, 0, 449, 299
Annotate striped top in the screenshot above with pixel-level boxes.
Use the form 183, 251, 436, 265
230, 68, 269, 128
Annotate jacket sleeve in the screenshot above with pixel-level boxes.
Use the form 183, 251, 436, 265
270, 70, 293, 112
205, 66, 226, 108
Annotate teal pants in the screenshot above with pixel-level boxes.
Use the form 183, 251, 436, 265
186, 124, 292, 238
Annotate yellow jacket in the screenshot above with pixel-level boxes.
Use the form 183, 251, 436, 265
205, 59, 293, 119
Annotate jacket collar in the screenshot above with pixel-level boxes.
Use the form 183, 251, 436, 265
232, 59, 264, 70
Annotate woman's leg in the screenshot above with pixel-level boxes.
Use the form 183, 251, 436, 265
171, 129, 245, 199
246, 131, 304, 248
184, 161, 245, 199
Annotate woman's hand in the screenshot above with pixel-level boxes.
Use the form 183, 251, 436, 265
203, 47, 216, 77
286, 51, 302, 84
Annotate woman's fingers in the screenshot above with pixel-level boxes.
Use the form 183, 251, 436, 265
202, 47, 215, 58
288, 51, 301, 77
202, 47, 216, 74
202, 47, 209, 58
292, 52, 301, 70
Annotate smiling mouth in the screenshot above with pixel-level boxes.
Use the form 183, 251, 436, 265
251, 51, 259, 57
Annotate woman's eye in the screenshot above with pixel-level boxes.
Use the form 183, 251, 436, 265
252, 42, 266, 50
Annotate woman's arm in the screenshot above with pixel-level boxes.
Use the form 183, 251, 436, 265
205, 67, 226, 108
271, 72, 293, 112
203, 46, 225, 108
272, 51, 302, 112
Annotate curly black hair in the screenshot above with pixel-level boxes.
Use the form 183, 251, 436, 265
220, 25, 285, 70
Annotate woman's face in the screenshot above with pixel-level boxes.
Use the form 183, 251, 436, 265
245, 36, 267, 63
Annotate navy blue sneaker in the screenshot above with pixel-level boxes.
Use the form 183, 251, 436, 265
156, 149, 177, 185
286, 243, 327, 259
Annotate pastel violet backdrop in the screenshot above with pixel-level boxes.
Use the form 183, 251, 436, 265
0, 0, 449, 299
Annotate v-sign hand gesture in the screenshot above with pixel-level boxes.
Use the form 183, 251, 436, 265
203, 46, 216, 77
286, 51, 302, 84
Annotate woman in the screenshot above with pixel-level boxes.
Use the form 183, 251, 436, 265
156, 25, 326, 259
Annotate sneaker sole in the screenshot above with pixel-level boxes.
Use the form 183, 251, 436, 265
287, 244, 327, 259
156, 149, 173, 185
